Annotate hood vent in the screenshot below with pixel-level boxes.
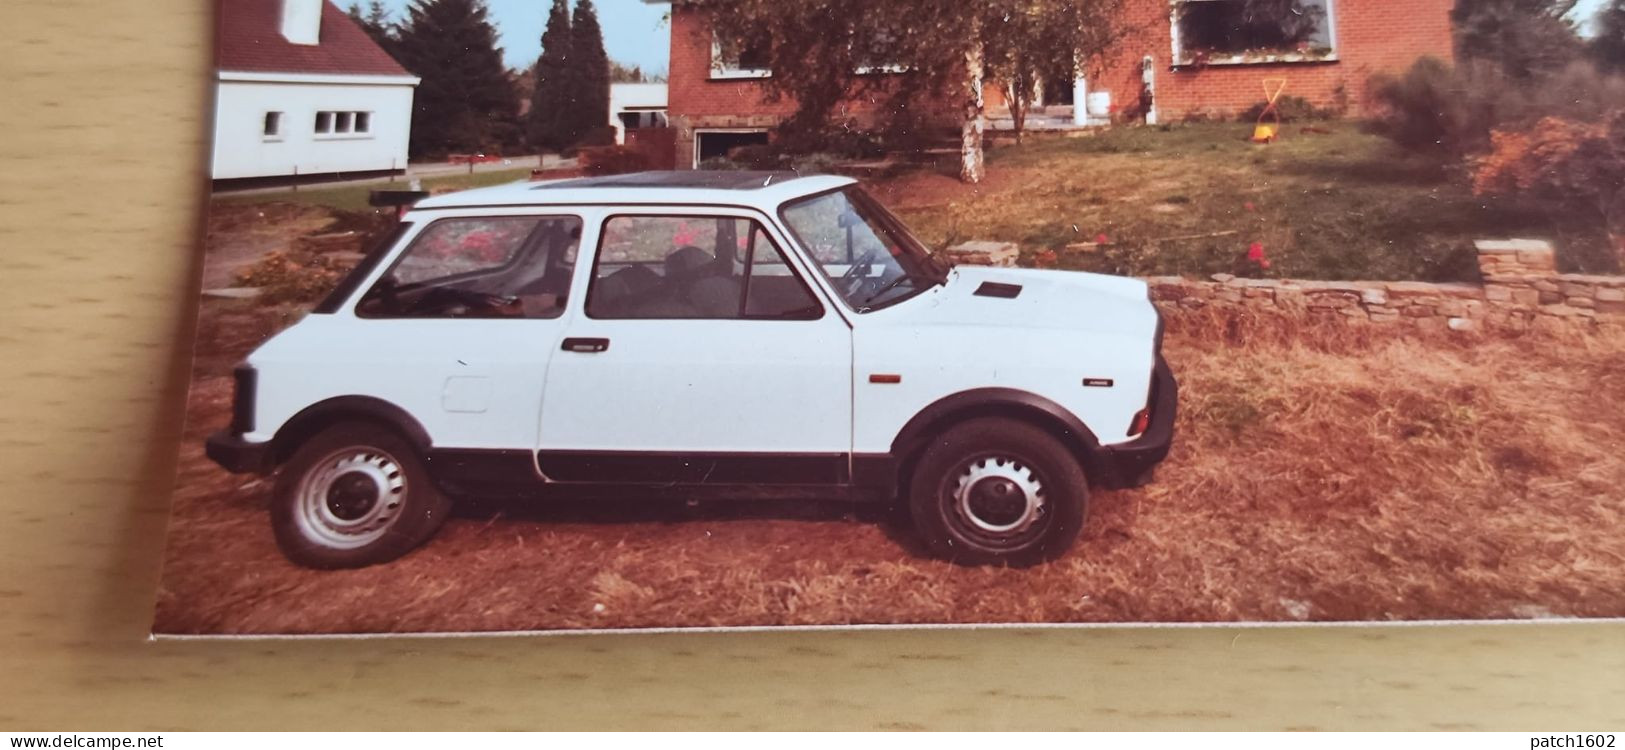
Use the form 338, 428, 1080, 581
973, 281, 1023, 299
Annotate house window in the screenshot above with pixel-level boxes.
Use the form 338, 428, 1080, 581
711, 33, 772, 79
313, 111, 374, 138
1172, 0, 1337, 66
262, 111, 283, 139
855, 29, 906, 75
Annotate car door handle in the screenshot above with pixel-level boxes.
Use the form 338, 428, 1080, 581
561, 337, 610, 353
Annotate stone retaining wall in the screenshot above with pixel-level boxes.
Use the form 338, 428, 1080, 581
942, 239, 1625, 332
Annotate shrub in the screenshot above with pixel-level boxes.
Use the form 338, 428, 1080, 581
1473, 113, 1625, 264
1369, 57, 1625, 156
578, 145, 651, 175
234, 250, 353, 305
787, 152, 845, 174
771, 121, 886, 161
1238, 94, 1334, 124
697, 155, 750, 171
1367, 57, 1501, 155
577, 125, 618, 148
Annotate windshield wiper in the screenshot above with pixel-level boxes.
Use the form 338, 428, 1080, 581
857, 272, 928, 311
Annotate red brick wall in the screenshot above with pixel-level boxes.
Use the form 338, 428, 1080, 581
668, 7, 791, 119
667, 6, 911, 122
1090, 0, 1456, 120
667, 0, 1455, 129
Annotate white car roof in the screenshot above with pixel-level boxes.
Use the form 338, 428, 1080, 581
411, 171, 858, 212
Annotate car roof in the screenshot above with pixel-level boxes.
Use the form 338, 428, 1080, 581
411, 170, 857, 211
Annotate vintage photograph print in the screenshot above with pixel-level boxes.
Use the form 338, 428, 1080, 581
156, 0, 1625, 635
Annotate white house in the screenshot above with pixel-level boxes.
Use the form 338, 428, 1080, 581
212, 0, 419, 182
609, 83, 668, 145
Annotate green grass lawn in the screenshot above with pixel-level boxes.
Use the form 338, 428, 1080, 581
876, 122, 1617, 282
212, 167, 537, 213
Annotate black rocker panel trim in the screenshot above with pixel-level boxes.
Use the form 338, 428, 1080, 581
536, 451, 849, 485
424, 448, 543, 491
850, 453, 899, 490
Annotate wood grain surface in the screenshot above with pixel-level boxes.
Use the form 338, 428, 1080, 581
1, 0, 1622, 730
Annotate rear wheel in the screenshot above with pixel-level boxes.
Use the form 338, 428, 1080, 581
270, 422, 452, 569
908, 418, 1087, 567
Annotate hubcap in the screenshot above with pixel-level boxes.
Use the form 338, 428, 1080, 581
952, 456, 1046, 536
295, 447, 407, 549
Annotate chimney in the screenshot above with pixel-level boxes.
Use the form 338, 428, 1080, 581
280, 0, 322, 46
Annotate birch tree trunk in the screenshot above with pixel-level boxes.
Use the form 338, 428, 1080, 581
961, 37, 986, 184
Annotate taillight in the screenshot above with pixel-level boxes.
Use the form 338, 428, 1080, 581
1129, 407, 1152, 438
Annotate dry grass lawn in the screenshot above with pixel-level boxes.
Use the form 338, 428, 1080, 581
155, 281, 1625, 632
874, 123, 1619, 281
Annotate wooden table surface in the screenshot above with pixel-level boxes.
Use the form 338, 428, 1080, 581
2, 1, 1622, 731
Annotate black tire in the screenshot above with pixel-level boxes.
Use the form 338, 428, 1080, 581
270, 421, 452, 569
907, 417, 1088, 567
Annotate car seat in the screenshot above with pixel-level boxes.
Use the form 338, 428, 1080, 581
624, 246, 716, 318
590, 264, 661, 317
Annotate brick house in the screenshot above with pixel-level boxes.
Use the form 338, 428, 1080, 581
648, 0, 1454, 167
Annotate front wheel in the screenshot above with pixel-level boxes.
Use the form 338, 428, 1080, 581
908, 418, 1088, 567
270, 422, 452, 569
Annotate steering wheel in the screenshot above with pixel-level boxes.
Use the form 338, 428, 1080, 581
413, 286, 519, 317
840, 248, 880, 294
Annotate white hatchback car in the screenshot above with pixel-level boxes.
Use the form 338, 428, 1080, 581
207, 171, 1176, 569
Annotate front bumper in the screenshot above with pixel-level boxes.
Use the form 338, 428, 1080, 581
1097, 356, 1178, 489
205, 430, 274, 475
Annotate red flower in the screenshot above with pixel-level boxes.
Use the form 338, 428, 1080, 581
1247, 241, 1271, 269
1244, 201, 1256, 212
671, 221, 698, 247
462, 231, 505, 263
1095, 233, 1110, 245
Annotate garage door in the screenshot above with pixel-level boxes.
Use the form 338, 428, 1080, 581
695, 130, 770, 166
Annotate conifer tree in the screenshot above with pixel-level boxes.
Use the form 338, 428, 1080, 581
347, 1, 396, 51
529, 0, 575, 151
1451, 0, 1583, 79
1593, 0, 1625, 73
568, 0, 613, 146
393, 0, 522, 156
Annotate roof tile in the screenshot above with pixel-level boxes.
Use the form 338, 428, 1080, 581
218, 0, 411, 77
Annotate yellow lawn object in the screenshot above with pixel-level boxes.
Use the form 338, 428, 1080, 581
1251, 78, 1287, 144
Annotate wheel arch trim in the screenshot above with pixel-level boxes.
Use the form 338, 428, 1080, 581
269, 396, 433, 462
888, 388, 1107, 477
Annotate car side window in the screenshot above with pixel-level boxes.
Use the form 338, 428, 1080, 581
586, 215, 822, 320
356, 215, 581, 319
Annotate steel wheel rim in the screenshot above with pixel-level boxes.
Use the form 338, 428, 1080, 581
950, 455, 1047, 542
294, 446, 406, 550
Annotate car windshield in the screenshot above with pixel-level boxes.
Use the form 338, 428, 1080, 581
779, 186, 949, 312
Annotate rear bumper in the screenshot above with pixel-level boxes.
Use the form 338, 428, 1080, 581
1097, 356, 1178, 489
205, 430, 273, 475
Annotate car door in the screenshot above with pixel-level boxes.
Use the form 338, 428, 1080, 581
332, 209, 583, 454
536, 207, 853, 486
